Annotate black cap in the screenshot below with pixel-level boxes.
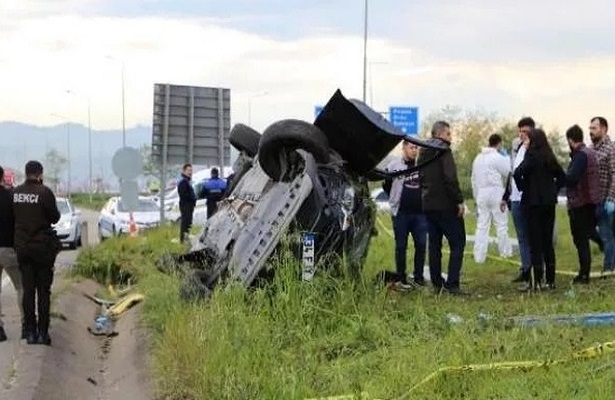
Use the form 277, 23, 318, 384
25, 160, 43, 176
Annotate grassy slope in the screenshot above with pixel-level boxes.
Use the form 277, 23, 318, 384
74, 205, 615, 400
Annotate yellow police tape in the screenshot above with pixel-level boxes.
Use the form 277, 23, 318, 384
307, 339, 615, 400
106, 292, 145, 318
375, 216, 615, 279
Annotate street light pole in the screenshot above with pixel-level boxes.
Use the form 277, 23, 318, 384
362, 0, 368, 103
66, 122, 71, 198
87, 99, 93, 202
121, 61, 126, 147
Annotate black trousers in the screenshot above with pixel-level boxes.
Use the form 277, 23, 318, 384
17, 247, 56, 335
568, 204, 597, 278
180, 207, 194, 243
526, 205, 556, 284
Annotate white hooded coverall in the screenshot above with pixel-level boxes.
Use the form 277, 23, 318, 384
471, 147, 513, 263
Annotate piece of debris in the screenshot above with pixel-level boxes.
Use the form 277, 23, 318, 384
87, 377, 98, 386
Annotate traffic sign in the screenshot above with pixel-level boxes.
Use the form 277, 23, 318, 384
314, 106, 324, 119
389, 106, 419, 135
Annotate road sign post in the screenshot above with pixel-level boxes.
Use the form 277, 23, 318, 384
151, 83, 231, 222
389, 106, 419, 135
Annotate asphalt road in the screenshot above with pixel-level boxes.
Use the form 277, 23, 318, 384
0, 210, 100, 399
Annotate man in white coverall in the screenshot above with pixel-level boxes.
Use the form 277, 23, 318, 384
471, 133, 513, 263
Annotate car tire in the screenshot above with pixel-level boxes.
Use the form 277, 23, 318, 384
179, 269, 213, 301
68, 241, 77, 250
258, 119, 330, 181
229, 123, 261, 158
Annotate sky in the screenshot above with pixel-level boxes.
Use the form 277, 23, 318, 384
1, 0, 614, 134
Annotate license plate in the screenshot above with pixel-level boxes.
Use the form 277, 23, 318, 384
301, 232, 315, 281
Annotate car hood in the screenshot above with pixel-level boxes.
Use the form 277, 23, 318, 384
117, 211, 160, 224
53, 214, 73, 227
314, 89, 447, 174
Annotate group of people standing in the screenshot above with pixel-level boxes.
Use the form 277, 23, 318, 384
384, 116, 613, 294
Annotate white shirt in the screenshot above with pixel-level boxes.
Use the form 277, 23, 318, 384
471, 147, 512, 199
510, 145, 527, 202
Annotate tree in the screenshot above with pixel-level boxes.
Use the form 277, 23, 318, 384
44, 148, 67, 192
547, 128, 570, 169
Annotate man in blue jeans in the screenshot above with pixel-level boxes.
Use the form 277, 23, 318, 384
589, 116, 615, 273
417, 121, 467, 295
502, 117, 534, 283
383, 140, 427, 291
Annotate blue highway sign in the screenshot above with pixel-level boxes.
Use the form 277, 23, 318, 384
389, 106, 419, 135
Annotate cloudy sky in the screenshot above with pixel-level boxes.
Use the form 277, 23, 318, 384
0, 0, 614, 133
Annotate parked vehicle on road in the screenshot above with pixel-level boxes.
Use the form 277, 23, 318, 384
53, 197, 82, 250
161, 89, 448, 300
98, 196, 160, 240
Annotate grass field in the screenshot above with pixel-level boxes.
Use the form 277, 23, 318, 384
70, 192, 113, 211
73, 204, 615, 399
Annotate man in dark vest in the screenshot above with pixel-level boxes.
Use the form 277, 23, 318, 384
565, 125, 600, 284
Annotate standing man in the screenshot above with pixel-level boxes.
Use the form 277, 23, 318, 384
564, 125, 600, 284
200, 167, 227, 219
502, 117, 534, 283
589, 116, 615, 273
382, 140, 427, 290
177, 163, 196, 244
12, 161, 60, 345
471, 134, 513, 263
0, 166, 25, 342
418, 121, 467, 295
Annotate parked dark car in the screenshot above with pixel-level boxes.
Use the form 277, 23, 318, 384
160, 89, 447, 300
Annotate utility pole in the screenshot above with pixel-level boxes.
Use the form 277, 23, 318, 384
88, 99, 93, 202
362, 0, 368, 103
121, 61, 126, 147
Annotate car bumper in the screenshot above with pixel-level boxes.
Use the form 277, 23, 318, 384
56, 227, 77, 243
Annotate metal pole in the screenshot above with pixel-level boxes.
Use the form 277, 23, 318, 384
362, 0, 368, 103
159, 84, 170, 223
66, 122, 71, 198
88, 99, 93, 202
121, 62, 126, 147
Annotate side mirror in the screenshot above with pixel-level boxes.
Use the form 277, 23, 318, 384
110, 209, 116, 215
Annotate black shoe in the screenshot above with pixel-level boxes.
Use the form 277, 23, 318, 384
21, 323, 27, 340
413, 277, 426, 286
444, 287, 470, 296
38, 332, 51, 346
0, 327, 7, 342
25, 332, 38, 345
543, 283, 556, 291
572, 275, 590, 285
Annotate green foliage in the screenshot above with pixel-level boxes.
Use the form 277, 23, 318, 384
73, 207, 615, 399
44, 148, 68, 192
70, 192, 114, 210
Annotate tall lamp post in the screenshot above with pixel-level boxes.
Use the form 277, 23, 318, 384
66, 89, 93, 202
50, 113, 71, 197
362, 0, 369, 103
105, 55, 126, 147
248, 91, 269, 125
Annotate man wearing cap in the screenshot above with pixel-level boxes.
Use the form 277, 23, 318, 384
200, 167, 228, 219
0, 166, 25, 342
12, 161, 60, 345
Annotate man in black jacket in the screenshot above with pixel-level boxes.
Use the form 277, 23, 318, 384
177, 163, 196, 243
417, 121, 467, 294
12, 161, 61, 345
0, 166, 25, 342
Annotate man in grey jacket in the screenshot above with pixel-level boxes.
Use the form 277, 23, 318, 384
383, 140, 427, 290
417, 121, 467, 294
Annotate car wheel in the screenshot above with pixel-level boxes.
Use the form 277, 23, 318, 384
68, 240, 77, 250
258, 119, 330, 181
229, 123, 261, 158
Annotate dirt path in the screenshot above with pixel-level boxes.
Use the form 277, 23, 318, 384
0, 210, 153, 400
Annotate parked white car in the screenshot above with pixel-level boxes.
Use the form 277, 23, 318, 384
97, 196, 161, 240
156, 166, 234, 225
53, 197, 82, 249
371, 188, 390, 212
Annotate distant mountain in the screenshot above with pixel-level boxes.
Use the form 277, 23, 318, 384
0, 121, 151, 190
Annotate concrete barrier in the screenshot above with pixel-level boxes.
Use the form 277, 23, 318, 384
81, 220, 89, 247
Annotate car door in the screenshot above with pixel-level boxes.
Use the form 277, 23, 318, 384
99, 198, 116, 234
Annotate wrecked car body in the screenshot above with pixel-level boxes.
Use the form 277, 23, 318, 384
162, 89, 448, 299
